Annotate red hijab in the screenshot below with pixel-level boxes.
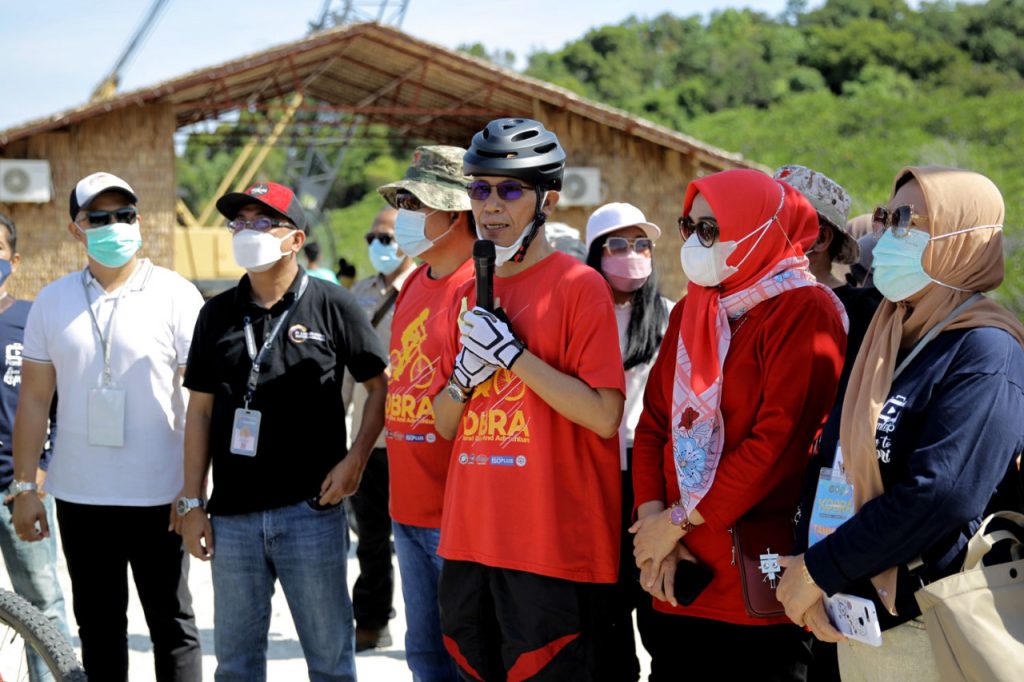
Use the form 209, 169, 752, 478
680, 169, 819, 393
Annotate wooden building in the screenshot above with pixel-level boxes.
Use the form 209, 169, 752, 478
0, 22, 759, 299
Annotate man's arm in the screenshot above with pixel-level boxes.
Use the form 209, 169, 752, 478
180, 390, 215, 560
12, 360, 57, 541
512, 352, 623, 438
320, 372, 387, 504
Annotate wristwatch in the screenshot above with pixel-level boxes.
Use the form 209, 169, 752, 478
175, 496, 204, 517
669, 503, 695, 534
446, 376, 471, 404
10, 480, 37, 498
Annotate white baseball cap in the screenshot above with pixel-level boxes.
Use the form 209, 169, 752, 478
69, 172, 137, 219
585, 202, 661, 249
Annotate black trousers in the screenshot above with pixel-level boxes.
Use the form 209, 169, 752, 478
350, 446, 395, 629
609, 453, 646, 682
56, 500, 201, 682
638, 605, 812, 682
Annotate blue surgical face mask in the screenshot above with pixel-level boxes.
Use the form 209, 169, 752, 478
368, 238, 401, 274
872, 224, 1002, 302
0, 259, 11, 288
394, 208, 443, 258
79, 221, 142, 268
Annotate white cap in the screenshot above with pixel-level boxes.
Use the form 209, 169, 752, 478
584, 202, 661, 249
69, 172, 137, 220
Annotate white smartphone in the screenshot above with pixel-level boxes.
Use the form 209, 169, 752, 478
825, 593, 883, 647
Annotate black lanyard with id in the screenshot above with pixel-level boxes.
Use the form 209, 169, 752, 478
230, 275, 309, 457
82, 269, 136, 448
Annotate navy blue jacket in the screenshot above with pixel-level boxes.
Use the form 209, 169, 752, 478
800, 326, 1024, 629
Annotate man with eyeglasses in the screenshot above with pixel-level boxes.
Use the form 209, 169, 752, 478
339, 203, 410, 652
12, 171, 204, 681
431, 119, 625, 680
180, 181, 387, 681
372, 145, 476, 680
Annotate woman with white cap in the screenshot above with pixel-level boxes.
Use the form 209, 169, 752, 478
584, 202, 671, 682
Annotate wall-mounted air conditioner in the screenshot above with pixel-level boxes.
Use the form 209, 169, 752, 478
0, 160, 52, 203
558, 167, 603, 207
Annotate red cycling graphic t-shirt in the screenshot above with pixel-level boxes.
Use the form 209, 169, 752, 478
438, 252, 625, 584
386, 260, 474, 528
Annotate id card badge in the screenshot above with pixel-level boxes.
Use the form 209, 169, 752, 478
230, 409, 261, 456
87, 386, 126, 447
808, 445, 855, 547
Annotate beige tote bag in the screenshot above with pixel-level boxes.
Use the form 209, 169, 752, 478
914, 511, 1024, 682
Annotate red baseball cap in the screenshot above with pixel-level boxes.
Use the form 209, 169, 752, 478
216, 182, 307, 232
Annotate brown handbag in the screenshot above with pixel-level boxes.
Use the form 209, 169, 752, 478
732, 510, 795, 618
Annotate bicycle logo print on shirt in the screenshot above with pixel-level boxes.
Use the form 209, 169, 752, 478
387, 308, 440, 428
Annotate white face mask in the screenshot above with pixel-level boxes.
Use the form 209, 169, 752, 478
476, 191, 547, 266
232, 229, 296, 273
680, 188, 786, 287
394, 208, 444, 258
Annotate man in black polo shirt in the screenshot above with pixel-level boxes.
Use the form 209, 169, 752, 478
180, 182, 387, 682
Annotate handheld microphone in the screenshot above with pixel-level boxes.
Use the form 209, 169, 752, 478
473, 239, 496, 312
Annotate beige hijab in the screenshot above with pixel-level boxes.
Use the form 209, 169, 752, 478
840, 166, 1024, 614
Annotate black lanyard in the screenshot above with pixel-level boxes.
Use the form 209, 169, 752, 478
241, 274, 309, 408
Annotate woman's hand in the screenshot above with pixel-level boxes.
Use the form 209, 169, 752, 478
777, 553, 825, 626
630, 508, 684, 568
801, 599, 846, 643
642, 543, 699, 607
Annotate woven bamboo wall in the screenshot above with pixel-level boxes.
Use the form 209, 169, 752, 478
540, 104, 702, 302
0, 103, 177, 299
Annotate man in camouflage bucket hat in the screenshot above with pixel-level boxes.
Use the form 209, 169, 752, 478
773, 165, 860, 286
368, 146, 476, 679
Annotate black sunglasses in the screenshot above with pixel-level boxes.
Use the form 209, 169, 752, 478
604, 237, 654, 255
365, 233, 394, 246
84, 207, 138, 228
678, 215, 719, 247
872, 204, 927, 238
466, 180, 533, 202
394, 191, 423, 212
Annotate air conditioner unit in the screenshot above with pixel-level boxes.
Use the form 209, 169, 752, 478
559, 167, 603, 207
0, 160, 52, 203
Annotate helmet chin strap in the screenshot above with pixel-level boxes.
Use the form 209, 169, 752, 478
510, 188, 547, 263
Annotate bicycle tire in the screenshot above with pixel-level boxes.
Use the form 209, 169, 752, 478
0, 588, 86, 681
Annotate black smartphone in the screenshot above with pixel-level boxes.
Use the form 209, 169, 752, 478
672, 559, 714, 606
306, 496, 339, 511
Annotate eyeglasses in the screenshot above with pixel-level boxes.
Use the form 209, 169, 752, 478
82, 207, 138, 228
872, 205, 927, 238
466, 180, 533, 202
394, 191, 423, 212
226, 217, 291, 232
604, 237, 653, 255
365, 233, 394, 246
678, 215, 719, 247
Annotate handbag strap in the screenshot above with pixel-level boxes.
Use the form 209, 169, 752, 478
962, 510, 1024, 571
370, 287, 399, 328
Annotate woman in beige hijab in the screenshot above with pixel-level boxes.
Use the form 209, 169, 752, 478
776, 166, 1024, 681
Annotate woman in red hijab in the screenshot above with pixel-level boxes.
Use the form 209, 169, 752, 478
630, 169, 848, 680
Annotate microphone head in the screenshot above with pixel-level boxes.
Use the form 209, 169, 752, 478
473, 239, 496, 260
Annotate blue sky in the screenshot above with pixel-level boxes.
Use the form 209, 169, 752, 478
1, 0, 799, 130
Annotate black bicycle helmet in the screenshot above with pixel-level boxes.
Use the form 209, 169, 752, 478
463, 118, 565, 190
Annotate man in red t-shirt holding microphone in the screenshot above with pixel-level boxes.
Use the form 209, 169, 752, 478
432, 119, 625, 681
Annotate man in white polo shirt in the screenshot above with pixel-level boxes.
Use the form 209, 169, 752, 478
11, 172, 204, 682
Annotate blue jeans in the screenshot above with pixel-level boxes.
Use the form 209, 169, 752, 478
393, 522, 458, 682
211, 500, 355, 682
0, 494, 70, 682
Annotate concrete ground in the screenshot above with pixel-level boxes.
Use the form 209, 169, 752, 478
2, 531, 652, 681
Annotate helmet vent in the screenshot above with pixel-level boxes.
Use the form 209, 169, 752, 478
511, 130, 539, 142
534, 142, 556, 154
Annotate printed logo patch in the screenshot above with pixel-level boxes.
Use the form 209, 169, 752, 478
249, 183, 269, 196
288, 324, 327, 344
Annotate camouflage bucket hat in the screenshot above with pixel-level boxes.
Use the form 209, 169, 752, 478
377, 145, 472, 212
773, 164, 859, 265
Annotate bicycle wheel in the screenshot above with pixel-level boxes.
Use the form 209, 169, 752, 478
0, 588, 86, 681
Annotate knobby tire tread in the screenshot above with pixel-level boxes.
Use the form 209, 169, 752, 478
0, 588, 86, 681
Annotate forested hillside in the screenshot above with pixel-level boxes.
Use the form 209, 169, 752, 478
523, 0, 1024, 310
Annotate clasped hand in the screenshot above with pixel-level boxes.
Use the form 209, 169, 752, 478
458, 306, 524, 370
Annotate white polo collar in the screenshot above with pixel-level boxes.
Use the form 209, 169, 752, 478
83, 258, 154, 295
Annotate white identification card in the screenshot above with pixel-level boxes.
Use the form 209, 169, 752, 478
230, 409, 262, 457
87, 386, 126, 447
